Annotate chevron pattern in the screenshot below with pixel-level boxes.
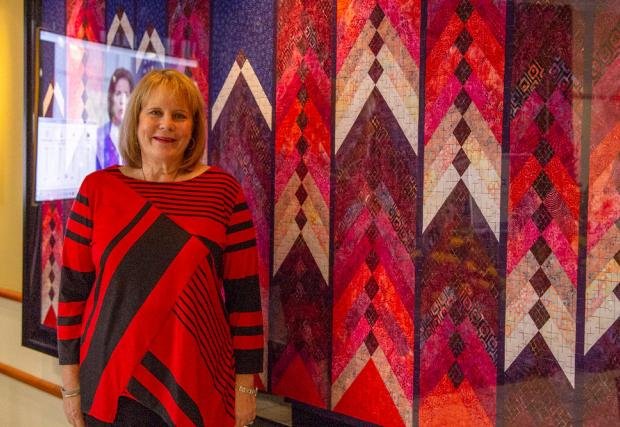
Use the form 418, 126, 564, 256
38, 37, 65, 119
135, 1, 167, 76
106, 5, 134, 48
211, 52, 273, 388
420, 0, 504, 425
582, 0, 620, 424
269, 0, 332, 408
66, 0, 105, 124
167, 0, 210, 115
332, 2, 419, 425
40, 201, 68, 328
504, 3, 578, 425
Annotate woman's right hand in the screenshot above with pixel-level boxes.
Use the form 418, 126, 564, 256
62, 395, 85, 427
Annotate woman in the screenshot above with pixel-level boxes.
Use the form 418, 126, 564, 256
96, 68, 134, 169
58, 69, 263, 427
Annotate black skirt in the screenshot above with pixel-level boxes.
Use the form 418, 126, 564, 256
84, 397, 167, 426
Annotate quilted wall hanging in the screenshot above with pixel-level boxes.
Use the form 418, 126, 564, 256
24, 0, 618, 425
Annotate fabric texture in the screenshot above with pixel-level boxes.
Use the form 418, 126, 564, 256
57, 166, 263, 426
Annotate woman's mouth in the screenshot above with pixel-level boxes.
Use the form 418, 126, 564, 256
153, 136, 175, 144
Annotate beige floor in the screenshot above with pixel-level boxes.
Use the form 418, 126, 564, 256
256, 393, 292, 426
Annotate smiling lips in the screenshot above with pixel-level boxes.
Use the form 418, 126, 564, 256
153, 136, 176, 144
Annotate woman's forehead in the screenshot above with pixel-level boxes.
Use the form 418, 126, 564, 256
142, 84, 192, 110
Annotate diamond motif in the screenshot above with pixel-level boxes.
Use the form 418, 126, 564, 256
615, 249, 620, 265
48, 286, 55, 301
455, 58, 472, 84
529, 300, 550, 329
448, 362, 464, 387
296, 161, 308, 179
452, 149, 471, 175
235, 50, 247, 66
48, 269, 55, 283
297, 136, 309, 155
297, 34, 308, 55
50, 218, 56, 230
369, 4, 385, 28
367, 194, 382, 217
365, 332, 379, 355
295, 186, 308, 204
455, 29, 473, 54
50, 235, 56, 247
365, 277, 379, 299
366, 250, 380, 271
532, 204, 552, 231
529, 332, 547, 358
368, 59, 384, 83
369, 32, 384, 56
449, 300, 466, 325
366, 166, 380, 190
297, 86, 308, 105
530, 237, 552, 265
530, 268, 552, 297
456, 0, 474, 22
296, 111, 308, 130
536, 79, 555, 101
295, 210, 307, 229
453, 118, 471, 145
294, 259, 306, 277
366, 222, 379, 243
365, 304, 379, 326
297, 61, 309, 80
533, 172, 553, 199
454, 89, 471, 115
449, 333, 465, 357
534, 138, 554, 166
49, 253, 55, 265
614, 283, 620, 300
535, 105, 554, 133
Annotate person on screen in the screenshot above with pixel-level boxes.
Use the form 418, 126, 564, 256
96, 68, 134, 169
58, 69, 263, 427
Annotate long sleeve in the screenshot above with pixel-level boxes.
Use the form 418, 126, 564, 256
223, 186, 263, 374
57, 181, 96, 365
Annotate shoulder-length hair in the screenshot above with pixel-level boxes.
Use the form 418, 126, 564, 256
107, 67, 134, 121
120, 69, 206, 172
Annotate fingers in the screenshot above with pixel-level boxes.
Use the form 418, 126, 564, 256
63, 396, 84, 427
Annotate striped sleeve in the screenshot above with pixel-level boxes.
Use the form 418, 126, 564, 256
57, 180, 95, 365
223, 185, 263, 374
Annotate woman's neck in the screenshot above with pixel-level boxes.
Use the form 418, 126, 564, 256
140, 162, 182, 182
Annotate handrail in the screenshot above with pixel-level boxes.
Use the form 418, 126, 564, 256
0, 361, 61, 398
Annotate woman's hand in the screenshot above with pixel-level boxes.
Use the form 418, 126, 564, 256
62, 395, 85, 427
60, 364, 84, 426
234, 374, 257, 427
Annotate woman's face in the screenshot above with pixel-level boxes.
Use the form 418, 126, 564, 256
137, 86, 193, 167
112, 77, 131, 125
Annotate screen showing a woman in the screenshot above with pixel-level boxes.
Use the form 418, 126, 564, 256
96, 67, 134, 169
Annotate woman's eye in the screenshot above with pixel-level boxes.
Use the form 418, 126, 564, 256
149, 110, 162, 116
173, 113, 187, 120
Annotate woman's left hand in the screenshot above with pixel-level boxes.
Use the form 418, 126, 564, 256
235, 374, 257, 427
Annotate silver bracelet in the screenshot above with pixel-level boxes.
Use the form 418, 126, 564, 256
61, 386, 81, 398
237, 385, 258, 397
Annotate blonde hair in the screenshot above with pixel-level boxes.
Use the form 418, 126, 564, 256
120, 69, 206, 172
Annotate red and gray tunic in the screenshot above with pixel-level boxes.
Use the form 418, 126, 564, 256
57, 166, 263, 426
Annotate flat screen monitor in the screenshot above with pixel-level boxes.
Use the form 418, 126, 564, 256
34, 30, 197, 201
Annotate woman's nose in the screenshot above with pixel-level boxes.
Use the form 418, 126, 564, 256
159, 114, 174, 129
